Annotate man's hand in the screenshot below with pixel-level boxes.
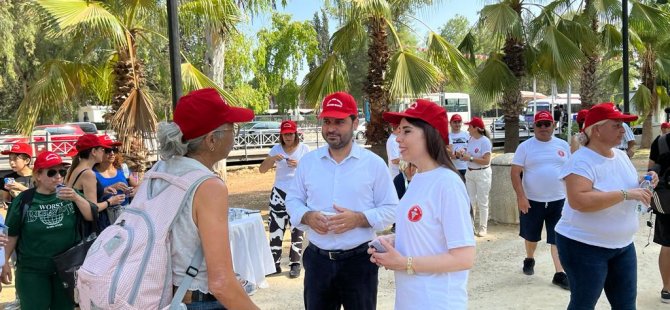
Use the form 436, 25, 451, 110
301, 211, 329, 234
1, 264, 12, 285
517, 197, 531, 214
627, 149, 635, 159
328, 205, 369, 234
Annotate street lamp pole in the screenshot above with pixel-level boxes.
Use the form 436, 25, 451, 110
167, 0, 182, 111
622, 0, 630, 114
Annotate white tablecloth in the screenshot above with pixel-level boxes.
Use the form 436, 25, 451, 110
229, 212, 275, 288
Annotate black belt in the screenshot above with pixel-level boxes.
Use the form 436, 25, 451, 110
308, 242, 370, 261
173, 286, 217, 304
617, 147, 628, 151
468, 166, 490, 171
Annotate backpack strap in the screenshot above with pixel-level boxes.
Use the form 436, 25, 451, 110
19, 188, 37, 224
169, 247, 204, 309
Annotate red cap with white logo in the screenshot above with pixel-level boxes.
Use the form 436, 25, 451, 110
584, 102, 638, 130
319, 92, 358, 119
534, 111, 554, 123
280, 120, 298, 134
382, 99, 450, 144
34, 151, 63, 169
1, 142, 33, 157
465, 117, 485, 130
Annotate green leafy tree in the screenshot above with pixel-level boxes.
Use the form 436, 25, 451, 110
302, 0, 474, 150
253, 13, 319, 114
440, 14, 470, 46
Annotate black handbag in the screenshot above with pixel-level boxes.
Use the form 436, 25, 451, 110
52, 201, 100, 305
652, 134, 670, 214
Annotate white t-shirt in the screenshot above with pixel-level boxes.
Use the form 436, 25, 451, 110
555, 147, 640, 249
386, 133, 400, 178
449, 131, 470, 171
511, 137, 570, 202
465, 136, 492, 169
268, 143, 311, 192
0, 214, 5, 267
394, 167, 475, 310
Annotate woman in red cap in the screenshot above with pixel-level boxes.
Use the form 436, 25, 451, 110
259, 120, 310, 278
370, 99, 475, 310
64, 134, 125, 229
1, 151, 95, 309
461, 117, 493, 237
154, 88, 259, 309
1, 143, 34, 205
555, 102, 658, 309
93, 135, 138, 225
570, 109, 589, 153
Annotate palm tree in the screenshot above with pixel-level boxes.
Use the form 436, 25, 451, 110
17, 0, 247, 162
301, 0, 474, 150
467, 0, 585, 152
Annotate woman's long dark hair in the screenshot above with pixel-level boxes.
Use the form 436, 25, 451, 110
65, 148, 94, 183
406, 118, 463, 180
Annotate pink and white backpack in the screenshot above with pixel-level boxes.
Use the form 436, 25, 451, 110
77, 162, 215, 309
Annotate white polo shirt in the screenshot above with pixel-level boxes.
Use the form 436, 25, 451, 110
465, 136, 492, 169
616, 123, 635, 150
555, 147, 640, 249
394, 167, 475, 310
511, 137, 570, 202
449, 131, 470, 171
268, 143, 311, 192
386, 133, 400, 178
285, 143, 398, 251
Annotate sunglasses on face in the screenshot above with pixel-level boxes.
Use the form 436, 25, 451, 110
104, 148, 119, 154
535, 121, 553, 128
46, 169, 67, 178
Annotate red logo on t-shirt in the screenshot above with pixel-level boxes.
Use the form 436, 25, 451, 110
408, 205, 423, 222
558, 150, 565, 157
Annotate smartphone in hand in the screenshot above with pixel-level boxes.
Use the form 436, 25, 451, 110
369, 239, 387, 253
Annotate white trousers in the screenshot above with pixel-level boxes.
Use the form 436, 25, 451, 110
465, 167, 492, 230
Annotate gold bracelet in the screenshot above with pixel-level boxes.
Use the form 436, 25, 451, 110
406, 256, 415, 275
621, 190, 628, 201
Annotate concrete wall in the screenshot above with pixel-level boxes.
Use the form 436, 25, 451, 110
489, 153, 519, 224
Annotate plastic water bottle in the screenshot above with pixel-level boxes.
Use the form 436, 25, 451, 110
637, 175, 654, 214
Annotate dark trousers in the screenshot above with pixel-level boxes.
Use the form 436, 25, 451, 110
303, 244, 379, 310
268, 187, 304, 266
556, 233, 637, 310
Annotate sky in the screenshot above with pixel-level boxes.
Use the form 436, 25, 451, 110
238, 1, 483, 80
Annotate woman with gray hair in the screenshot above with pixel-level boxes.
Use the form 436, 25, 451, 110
157, 88, 259, 310
555, 102, 658, 309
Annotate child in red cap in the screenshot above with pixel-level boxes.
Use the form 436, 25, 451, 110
1, 143, 34, 203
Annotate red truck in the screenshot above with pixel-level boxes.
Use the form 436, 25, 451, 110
1, 124, 91, 155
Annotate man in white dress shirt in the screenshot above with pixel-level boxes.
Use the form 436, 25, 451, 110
286, 91, 398, 310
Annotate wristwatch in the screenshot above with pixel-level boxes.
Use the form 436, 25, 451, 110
406, 256, 415, 275
469, 156, 474, 162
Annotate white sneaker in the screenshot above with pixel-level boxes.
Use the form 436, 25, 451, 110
5, 299, 20, 310
476, 228, 487, 237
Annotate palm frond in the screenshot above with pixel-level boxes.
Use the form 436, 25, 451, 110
631, 83, 652, 114
15, 60, 92, 135
386, 49, 442, 99
179, 0, 241, 34
426, 32, 475, 86
331, 19, 366, 54
110, 88, 158, 150
472, 53, 516, 105
595, 0, 622, 23
355, 0, 392, 20
557, 18, 598, 55
627, 28, 646, 55
601, 24, 622, 54
657, 85, 670, 109
35, 0, 127, 48
457, 31, 477, 65
606, 67, 623, 88
300, 53, 349, 108
535, 26, 585, 84
478, 3, 523, 43
89, 63, 115, 105
630, 1, 670, 36
181, 62, 239, 106
527, 6, 555, 44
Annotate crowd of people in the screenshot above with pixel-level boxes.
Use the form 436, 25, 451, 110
0, 88, 668, 309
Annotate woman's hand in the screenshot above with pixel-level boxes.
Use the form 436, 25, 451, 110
109, 182, 130, 192
108, 194, 126, 206
57, 187, 81, 202
646, 171, 660, 188
273, 154, 285, 162
5, 182, 26, 192
0, 234, 7, 247
287, 159, 298, 168
369, 238, 405, 271
627, 188, 652, 205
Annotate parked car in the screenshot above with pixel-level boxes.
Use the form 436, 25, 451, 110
490, 115, 533, 132
354, 119, 367, 140
2, 124, 88, 155
67, 122, 98, 134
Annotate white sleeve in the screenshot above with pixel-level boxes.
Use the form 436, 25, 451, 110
440, 174, 476, 249
559, 156, 593, 182
482, 137, 493, 155
386, 138, 400, 160
362, 156, 399, 231
623, 124, 635, 142
511, 142, 527, 167
268, 144, 280, 157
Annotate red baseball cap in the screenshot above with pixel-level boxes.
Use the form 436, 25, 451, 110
280, 120, 298, 134
319, 92, 358, 119
34, 151, 63, 169
75, 134, 107, 152
576, 109, 589, 123
99, 135, 122, 148
1, 142, 33, 157
584, 102, 638, 130
465, 117, 485, 130
383, 99, 449, 144
662, 122, 670, 129
450, 114, 463, 122
175, 88, 254, 140
534, 111, 554, 123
